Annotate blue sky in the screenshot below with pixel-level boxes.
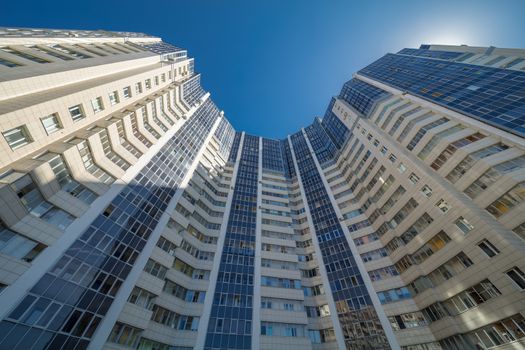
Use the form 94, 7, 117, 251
2, 0, 525, 138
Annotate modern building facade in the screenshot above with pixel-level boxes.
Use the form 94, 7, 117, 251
0, 27, 524, 350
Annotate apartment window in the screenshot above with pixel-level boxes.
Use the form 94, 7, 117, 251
0, 220, 45, 262
464, 156, 525, 199
145, 79, 152, 89
135, 82, 143, 94
5, 173, 75, 230
108, 323, 141, 348
68, 104, 85, 122
144, 259, 167, 279
154, 76, 159, 85
435, 199, 451, 213
91, 97, 104, 113
2, 125, 32, 150
397, 162, 407, 173
48, 44, 92, 59
128, 287, 156, 310
409, 173, 420, 184
1, 47, 50, 64
40, 114, 62, 135
161, 73, 166, 82
455, 216, 474, 234
486, 182, 525, 218
0, 56, 22, 67
478, 240, 500, 257
388, 154, 397, 163
446, 143, 509, 183
38, 152, 97, 204
513, 222, 525, 241
420, 185, 433, 198
108, 91, 119, 106
380, 146, 388, 155
123, 86, 132, 99
506, 267, 525, 290
430, 132, 486, 170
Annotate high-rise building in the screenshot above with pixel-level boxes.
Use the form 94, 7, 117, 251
0, 27, 524, 350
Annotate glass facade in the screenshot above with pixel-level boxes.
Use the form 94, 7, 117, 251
359, 53, 525, 136
0, 99, 220, 350
290, 131, 389, 349
2, 32, 525, 350
204, 134, 259, 350
339, 78, 391, 117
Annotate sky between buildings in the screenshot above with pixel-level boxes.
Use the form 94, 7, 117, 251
2, 0, 525, 138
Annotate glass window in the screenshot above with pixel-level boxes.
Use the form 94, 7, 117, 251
91, 97, 104, 113
40, 114, 62, 135
421, 185, 433, 197
108, 91, 119, 106
48, 44, 92, 59
68, 104, 85, 122
145, 79, 152, 89
135, 82, 143, 94
455, 216, 474, 234
2, 47, 50, 64
0, 55, 22, 67
435, 199, 451, 213
478, 240, 500, 257
0, 220, 44, 262
409, 173, 420, 184
2, 125, 32, 150
506, 267, 525, 290
486, 182, 525, 218
123, 86, 132, 99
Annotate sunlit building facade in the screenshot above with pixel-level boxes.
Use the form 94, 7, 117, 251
0, 27, 524, 350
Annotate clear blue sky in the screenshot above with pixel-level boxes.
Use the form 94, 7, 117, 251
2, 0, 525, 138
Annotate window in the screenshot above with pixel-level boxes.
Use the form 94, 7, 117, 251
486, 182, 525, 218
420, 185, 433, 198
380, 146, 388, 155
4, 173, 75, 230
48, 44, 92, 59
430, 133, 485, 170
154, 76, 159, 85
409, 173, 420, 184
144, 259, 167, 279
68, 104, 85, 122
109, 91, 119, 105
397, 162, 407, 173
123, 86, 132, 99
2, 125, 32, 150
128, 287, 156, 310
1, 47, 50, 64
91, 97, 104, 113
506, 267, 525, 290
455, 216, 474, 234
38, 152, 97, 204
135, 82, 143, 94
108, 323, 141, 347
0, 220, 45, 262
389, 154, 397, 163
478, 240, 499, 257
0, 56, 22, 67
40, 114, 62, 135
446, 143, 509, 183
464, 156, 525, 199
161, 73, 166, 82
435, 199, 451, 213
145, 79, 152, 89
